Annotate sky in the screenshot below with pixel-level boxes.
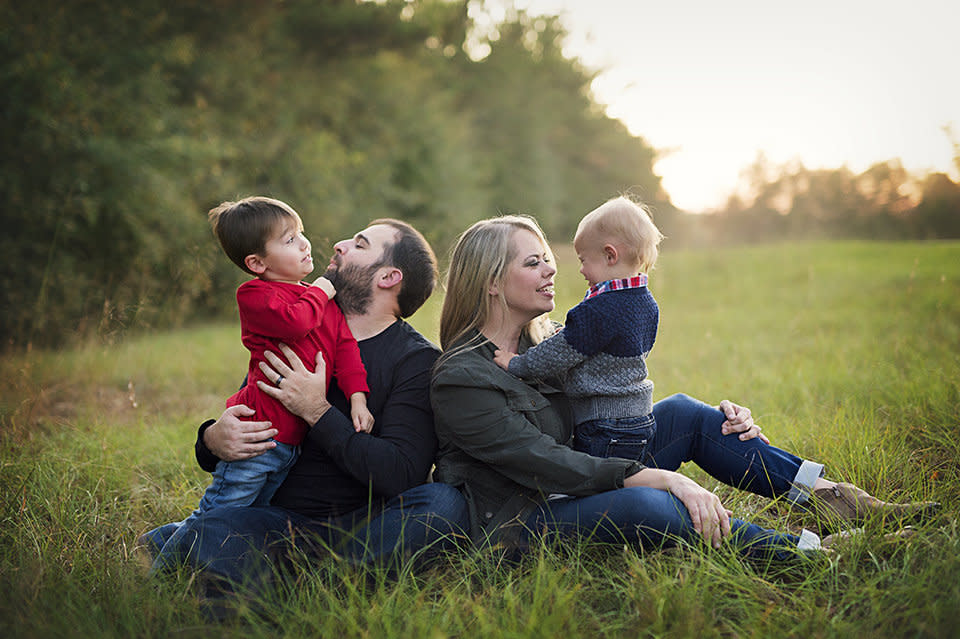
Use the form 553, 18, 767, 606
490, 0, 960, 211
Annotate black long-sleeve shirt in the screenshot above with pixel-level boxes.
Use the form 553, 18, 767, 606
195, 319, 440, 519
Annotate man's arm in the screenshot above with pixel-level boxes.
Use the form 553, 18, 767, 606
194, 404, 279, 472
259, 342, 438, 498
308, 349, 437, 495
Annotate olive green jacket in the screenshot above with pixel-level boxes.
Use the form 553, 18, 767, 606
431, 332, 642, 545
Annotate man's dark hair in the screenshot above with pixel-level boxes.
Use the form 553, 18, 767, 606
370, 218, 438, 318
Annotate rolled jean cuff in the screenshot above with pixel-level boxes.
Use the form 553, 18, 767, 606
786, 459, 825, 504
796, 528, 821, 551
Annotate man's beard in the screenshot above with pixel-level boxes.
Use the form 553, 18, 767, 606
324, 258, 381, 316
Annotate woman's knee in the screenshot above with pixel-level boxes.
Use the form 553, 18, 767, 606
657, 393, 714, 413
596, 487, 696, 545
654, 393, 722, 427
608, 487, 690, 526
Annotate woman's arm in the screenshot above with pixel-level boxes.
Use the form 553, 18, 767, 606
623, 467, 732, 548
433, 358, 733, 547
432, 371, 634, 496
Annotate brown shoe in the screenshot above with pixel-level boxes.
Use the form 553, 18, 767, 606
810, 483, 939, 527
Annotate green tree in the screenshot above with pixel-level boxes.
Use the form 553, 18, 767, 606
0, 0, 666, 348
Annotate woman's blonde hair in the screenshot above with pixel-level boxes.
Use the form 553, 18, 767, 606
574, 195, 664, 273
439, 215, 555, 357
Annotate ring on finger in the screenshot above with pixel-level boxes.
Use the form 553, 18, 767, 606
276, 374, 284, 386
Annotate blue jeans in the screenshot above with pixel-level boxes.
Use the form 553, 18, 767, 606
645, 394, 821, 502
149, 482, 469, 585
145, 441, 298, 575
196, 440, 298, 513
520, 394, 824, 557
574, 414, 657, 460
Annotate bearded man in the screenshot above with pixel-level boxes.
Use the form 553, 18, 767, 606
139, 219, 467, 592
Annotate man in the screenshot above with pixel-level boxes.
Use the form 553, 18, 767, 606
141, 219, 468, 587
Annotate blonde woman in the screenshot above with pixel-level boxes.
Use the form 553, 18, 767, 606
431, 210, 934, 555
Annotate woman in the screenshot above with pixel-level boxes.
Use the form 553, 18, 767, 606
431, 214, 934, 557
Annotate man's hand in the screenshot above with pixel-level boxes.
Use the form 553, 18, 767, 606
718, 399, 770, 444
258, 343, 332, 424
493, 348, 517, 371
204, 404, 278, 461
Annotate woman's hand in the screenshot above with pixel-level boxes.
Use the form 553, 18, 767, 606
257, 343, 332, 425
204, 404, 278, 461
665, 472, 733, 549
625, 468, 732, 548
718, 399, 770, 444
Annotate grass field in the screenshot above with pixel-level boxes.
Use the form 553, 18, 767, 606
2, 240, 959, 637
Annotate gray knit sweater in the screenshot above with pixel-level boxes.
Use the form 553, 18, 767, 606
508, 284, 658, 425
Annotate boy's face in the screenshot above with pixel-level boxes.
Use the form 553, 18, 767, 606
574, 237, 610, 287
259, 219, 314, 283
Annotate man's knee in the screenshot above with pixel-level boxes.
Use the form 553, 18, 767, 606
406, 482, 468, 527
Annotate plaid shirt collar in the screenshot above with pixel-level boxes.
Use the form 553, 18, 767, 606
583, 273, 648, 301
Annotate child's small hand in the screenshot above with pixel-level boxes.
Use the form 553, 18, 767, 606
349, 392, 374, 433
493, 348, 517, 370
313, 275, 336, 299
353, 406, 374, 433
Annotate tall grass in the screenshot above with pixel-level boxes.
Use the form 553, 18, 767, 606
1, 241, 958, 637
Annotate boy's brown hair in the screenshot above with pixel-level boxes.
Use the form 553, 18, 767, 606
208, 196, 304, 275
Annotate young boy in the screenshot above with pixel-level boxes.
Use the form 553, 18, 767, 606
494, 195, 663, 461
187, 196, 373, 519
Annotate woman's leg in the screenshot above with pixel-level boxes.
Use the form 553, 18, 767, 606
647, 394, 823, 503
648, 394, 938, 526
520, 488, 815, 560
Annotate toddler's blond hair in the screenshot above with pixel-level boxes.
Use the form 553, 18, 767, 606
574, 196, 664, 273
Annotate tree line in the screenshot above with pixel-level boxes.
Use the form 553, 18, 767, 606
2, 0, 957, 349
1, 0, 669, 348
687, 151, 960, 245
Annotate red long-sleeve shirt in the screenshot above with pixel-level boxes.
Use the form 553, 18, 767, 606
226, 278, 368, 446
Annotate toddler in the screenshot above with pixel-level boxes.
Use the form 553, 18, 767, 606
494, 195, 662, 461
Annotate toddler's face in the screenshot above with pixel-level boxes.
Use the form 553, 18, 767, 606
574, 238, 608, 287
